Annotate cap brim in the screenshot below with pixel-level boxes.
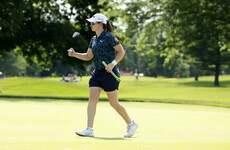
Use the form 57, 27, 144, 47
86, 17, 107, 24
86, 18, 96, 23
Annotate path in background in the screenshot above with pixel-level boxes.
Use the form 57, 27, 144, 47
0, 98, 230, 150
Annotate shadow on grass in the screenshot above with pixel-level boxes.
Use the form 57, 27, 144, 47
1, 94, 230, 108
177, 81, 230, 87
0, 95, 89, 101
93, 137, 127, 141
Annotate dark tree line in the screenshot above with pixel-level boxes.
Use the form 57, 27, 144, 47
0, 0, 104, 76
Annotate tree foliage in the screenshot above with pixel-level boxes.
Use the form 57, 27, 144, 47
0, 52, 27, 76
0, 0, 28, 57
1, 0, 230, 82
115, 0, 230, 85
0, 0, 103, 75
162, 0, 230, 85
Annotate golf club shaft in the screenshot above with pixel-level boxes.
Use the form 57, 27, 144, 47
102, 61, 120, 82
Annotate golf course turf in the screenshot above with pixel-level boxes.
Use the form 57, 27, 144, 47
0, 99, 230, 150
0, 75, 230, 108
0, 75, 230, 149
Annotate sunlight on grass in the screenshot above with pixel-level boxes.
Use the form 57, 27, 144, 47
0, 75, 230, 107
0, 99, 230, 150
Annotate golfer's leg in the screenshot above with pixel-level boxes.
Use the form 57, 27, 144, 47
87, 87, 102, 128
107, 90, 132, 124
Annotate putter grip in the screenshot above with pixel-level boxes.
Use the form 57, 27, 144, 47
102, 61, 120, 82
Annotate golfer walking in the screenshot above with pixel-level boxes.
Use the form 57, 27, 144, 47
68, 13, 138, 138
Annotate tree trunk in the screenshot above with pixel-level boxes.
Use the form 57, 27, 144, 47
214, 63, 220, 86
195, 73, 199, 81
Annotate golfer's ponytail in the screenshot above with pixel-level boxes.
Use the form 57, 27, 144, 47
103, 21, 113, 33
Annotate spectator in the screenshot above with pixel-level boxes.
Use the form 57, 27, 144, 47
61, 75, 66, 82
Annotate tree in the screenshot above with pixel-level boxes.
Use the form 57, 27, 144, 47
103, 0, 158, 74
105, 0, 189, 77
0, 0, 104, 76
15, 0, 87, 72
0, 0, 29, 57
162, 0, 230, 85
0, 52, 27, 76
117, 0, 230, 84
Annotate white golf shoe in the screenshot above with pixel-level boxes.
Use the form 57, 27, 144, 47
124, 121, 139, 138
76, 127, 94, 137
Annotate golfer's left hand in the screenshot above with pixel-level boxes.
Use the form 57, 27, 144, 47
105, 63, 114, 73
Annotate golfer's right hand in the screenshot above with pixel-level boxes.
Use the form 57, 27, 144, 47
68, 48, 75, 57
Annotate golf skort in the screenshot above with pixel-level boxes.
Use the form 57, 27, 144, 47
89, 67, 120, 92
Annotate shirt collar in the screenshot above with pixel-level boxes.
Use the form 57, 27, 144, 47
96, 30, 107, 39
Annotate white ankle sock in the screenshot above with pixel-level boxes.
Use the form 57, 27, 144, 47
128, 121, 134, 126
87, 127, 93, 131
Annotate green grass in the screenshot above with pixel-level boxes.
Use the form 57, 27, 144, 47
0, 75, 230, 107
0, 99, 230, 150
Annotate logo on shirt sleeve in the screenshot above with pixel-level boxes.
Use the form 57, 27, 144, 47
114, 37, 119, 42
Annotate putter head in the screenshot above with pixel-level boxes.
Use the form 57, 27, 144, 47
72, 32, 80, 38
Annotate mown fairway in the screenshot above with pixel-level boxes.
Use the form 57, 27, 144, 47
0, 99, 230, 150
0, 75, 230, 107
0, 76, 230, 149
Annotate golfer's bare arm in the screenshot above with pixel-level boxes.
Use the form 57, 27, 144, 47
105, 44, 125, 72
68, 48, 93, 61
113, 44, 125, 63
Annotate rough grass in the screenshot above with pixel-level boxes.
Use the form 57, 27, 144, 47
0, 75, 230, 107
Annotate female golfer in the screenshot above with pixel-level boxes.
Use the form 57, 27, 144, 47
68, 13, 138, 138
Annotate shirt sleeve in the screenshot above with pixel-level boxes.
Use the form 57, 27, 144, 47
89, 36, 95, 49
109, 34, 120, 47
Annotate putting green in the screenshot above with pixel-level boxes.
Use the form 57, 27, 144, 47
0, 98, 230, 150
